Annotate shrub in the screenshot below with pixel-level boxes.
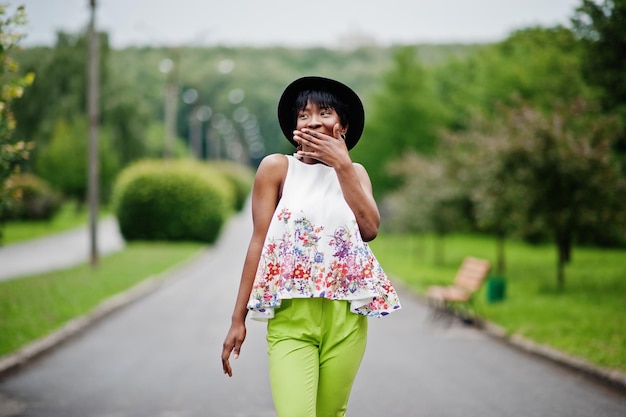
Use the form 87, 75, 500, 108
3, 173, 62, 220
112, 159, 235, 243
36, 118, 120, 204
208, 160, 254, 211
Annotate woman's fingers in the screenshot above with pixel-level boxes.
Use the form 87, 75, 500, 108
221, 344, 241, 377
293, 128, 349, 166
293, 129, 337, 146
222, 330, 245, 377
221, 346, 233, 377
222, 359, 232, 377
233, 343, 241, 359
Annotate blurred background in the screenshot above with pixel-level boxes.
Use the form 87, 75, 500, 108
5, 0, 624, 242
1, 0, 625, 375
21, 0, 580, 48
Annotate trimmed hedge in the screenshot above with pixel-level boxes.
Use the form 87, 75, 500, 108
210, 160, 254, 211
3, 173, 62, 221
112, 159, 236, 243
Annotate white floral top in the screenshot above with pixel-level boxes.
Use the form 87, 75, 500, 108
247, 155, 401, 321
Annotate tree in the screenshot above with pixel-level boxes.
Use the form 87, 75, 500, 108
383, 26, 595, 261
383, 150, 472, 265
0, 140, 32, 220
486, 27, 589, 109
572, 1, 626, 108
438, 127, 521, 277
12, 30, 150, 169
37, 117, 119, 205
11, 32, 100, 146
432, 26, 592, 135
572, 0, 626, 153
496, 101, 626, 288
412, 100, 626, 287
351, 46, 448, 198
0, 5, 34, 237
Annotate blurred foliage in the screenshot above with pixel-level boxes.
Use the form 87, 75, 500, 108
6, 0, 626, 289
443, 101, 625, 287
362, 21, 626, 286
102, 45, 398, 162
11, 32, 106, 148
11, 30, 151, 168
3, 172, 61, 220
382, 151, 472, 265
384, 108, 626, 285
36, 117, 120, 205
210, 160, 254, 211
476, 26, 593, 112
143, 121, 190, 159
572, 0, 626, 153
112, 159, 236, 243
0, 4, 34, 237
354, 26, 595, 198
11, 40, 474, 168
494, 102, 625, 248
350, 46, 449, 198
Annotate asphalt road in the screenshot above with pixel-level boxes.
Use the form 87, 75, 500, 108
0, 217, 125, 281
0, 207, 625, 417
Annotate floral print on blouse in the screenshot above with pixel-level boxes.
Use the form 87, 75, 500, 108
247, 155, 401, 320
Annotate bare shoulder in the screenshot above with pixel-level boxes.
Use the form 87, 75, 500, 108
352, 162, 371, 178
251, 154, 288, 215
255, 153, 289, 183
258, 153, 288, 170
351, 162, 374, 191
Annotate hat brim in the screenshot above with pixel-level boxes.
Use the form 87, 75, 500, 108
277, 76, 365, 150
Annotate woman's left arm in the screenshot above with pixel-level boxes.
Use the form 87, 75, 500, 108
294, 126, 380, 241
334, 162, 380, 242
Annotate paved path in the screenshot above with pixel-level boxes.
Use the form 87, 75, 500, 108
0, 208, 625, 416
0, 217, 125, 281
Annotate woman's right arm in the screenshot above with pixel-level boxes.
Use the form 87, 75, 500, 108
221, 154, 287, 377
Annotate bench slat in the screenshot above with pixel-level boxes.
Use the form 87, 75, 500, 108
427, 257, 490, 302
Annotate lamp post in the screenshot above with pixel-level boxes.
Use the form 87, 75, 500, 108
87, 0, 100, 267
196, 105, 212, 159
183, 88, 201, 159
159, 53, 179, 160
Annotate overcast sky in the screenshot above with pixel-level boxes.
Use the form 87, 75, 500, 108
17, 0, 582, 48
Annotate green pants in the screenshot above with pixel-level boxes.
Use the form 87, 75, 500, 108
266, 298, 368, 417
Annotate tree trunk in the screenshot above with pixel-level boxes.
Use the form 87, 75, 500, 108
555, 229, 571, 290
557, 252, 565, 290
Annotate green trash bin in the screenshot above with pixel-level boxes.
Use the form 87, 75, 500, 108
486, 276, 506, 303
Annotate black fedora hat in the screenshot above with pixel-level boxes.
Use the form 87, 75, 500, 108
277, 76, 365, 150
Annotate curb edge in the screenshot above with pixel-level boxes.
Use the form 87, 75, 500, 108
481, 321, 626, 392
0, 247, 207, 379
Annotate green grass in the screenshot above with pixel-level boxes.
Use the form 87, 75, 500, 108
0, 242, 203, 356
370, 233, 626, 373
1, 203, 109, 245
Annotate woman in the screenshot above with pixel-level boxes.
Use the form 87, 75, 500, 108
221, 76, 400, 417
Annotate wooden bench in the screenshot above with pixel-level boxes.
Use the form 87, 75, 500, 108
426, 257, 490, 324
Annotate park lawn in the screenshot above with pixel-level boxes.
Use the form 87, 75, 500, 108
369, 233, 626, 373
1, 203, 109, 245
0, 241, 203, 357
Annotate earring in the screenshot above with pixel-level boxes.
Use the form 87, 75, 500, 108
340, 133, 346, 141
